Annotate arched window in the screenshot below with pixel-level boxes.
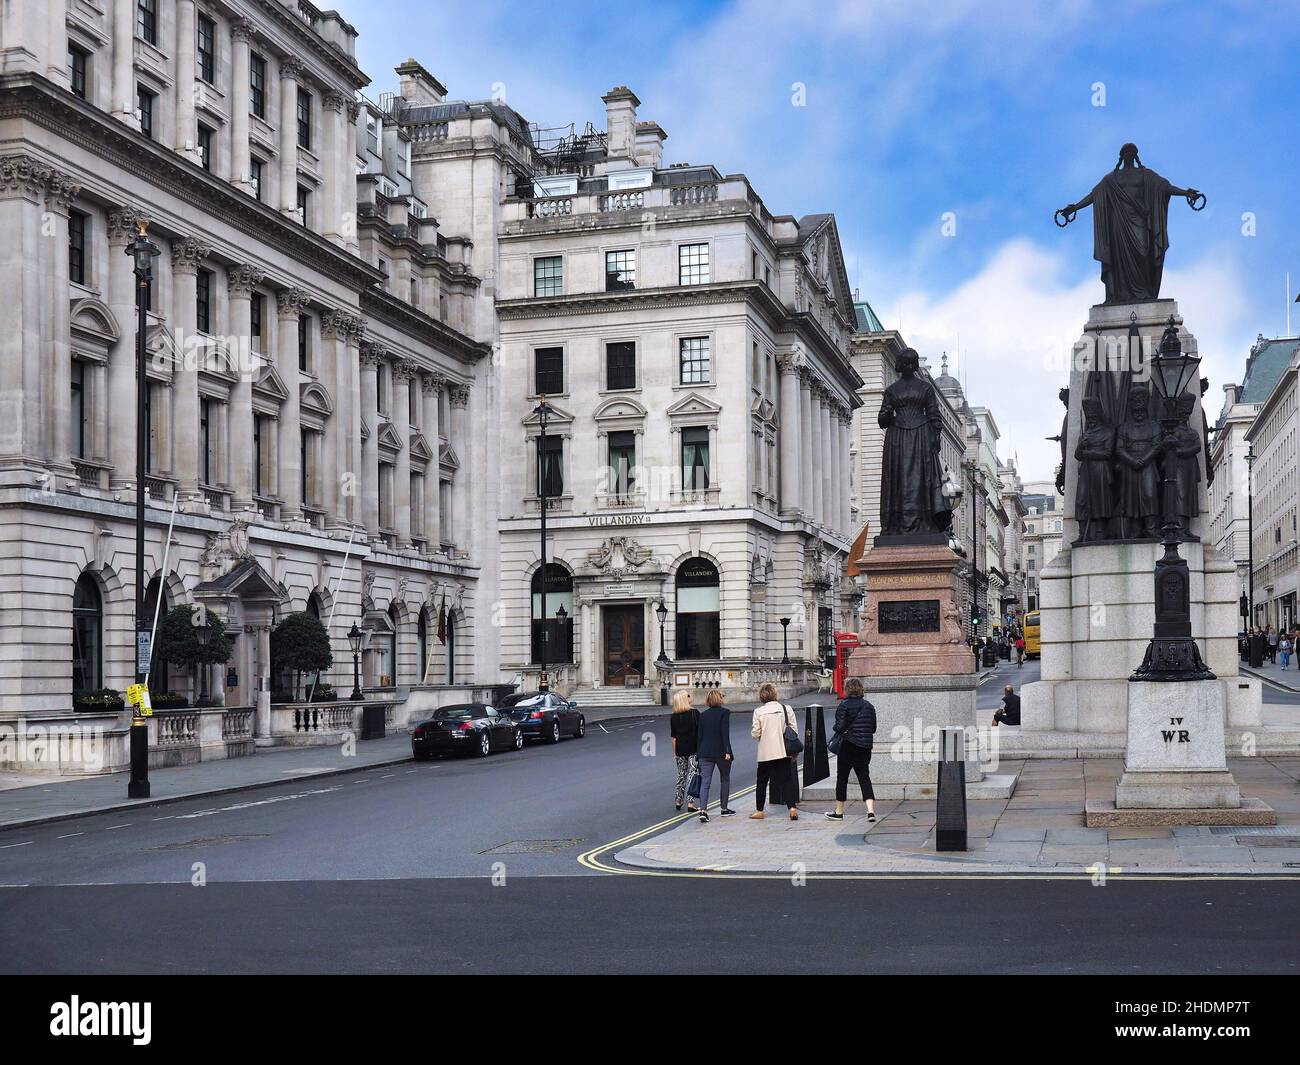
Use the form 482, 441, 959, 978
142, 574, 170, 693
383, 603, 399, 687
676, 557, 720, 659
306, 592, 322, 619
417, 607, 429, 683
531, 563, 573, 664
72, 573, 103, 692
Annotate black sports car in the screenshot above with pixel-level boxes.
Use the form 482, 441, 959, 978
411, 703, 522, 759
497, 691, 585, 744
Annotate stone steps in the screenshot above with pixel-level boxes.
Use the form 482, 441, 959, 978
571, 686, 659, 707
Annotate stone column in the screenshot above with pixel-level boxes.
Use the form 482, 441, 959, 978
106, 207, 144, 489
346, 316, 365, 528
840, 412, 852, 533
393, 360, 416, 549
777, 352, 802, 516
44, 171, 79, 476
322, 90, 349, 246
173, 0, 199, 161
255, 622, 272, 742
47, 0, 70, 86
111, 0, 138, 126
358, 342, 382, 537
799, 370, 815, 525
227, 265, 264, 510
230, 19, 255, 193
169, 237, 211, 502
276, 288, 308, 521
448, 383, 470, 553
278, 57, 303, 216
345, 101, 362, 252
820, 393, 834, 533
0, 156, 51, 487
421, 373, 443, 550
807, 383, 824, 526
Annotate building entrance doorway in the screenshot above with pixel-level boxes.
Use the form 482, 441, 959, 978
603, 605, 645, 686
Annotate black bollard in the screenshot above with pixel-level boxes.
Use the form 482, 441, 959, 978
935, 727, 967, 852
803, 704, 830, 787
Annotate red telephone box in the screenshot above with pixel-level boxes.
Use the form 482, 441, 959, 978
833, 631, 859, 698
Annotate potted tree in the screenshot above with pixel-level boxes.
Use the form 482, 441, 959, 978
154, 605, 233, 707
270, 611, 334, 703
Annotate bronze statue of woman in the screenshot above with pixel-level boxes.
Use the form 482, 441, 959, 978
1055, 143, 1204, 304
877, 348, 952, 539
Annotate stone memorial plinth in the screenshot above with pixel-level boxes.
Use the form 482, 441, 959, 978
845, 539, 999, 798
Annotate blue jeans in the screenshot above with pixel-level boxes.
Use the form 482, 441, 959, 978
698, 755, 731, 811
1282, 652, 1291, 669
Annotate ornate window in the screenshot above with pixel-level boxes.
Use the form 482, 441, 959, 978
534, 346, 563, 396
531, 564, 574, 665
681, 427, 710, 490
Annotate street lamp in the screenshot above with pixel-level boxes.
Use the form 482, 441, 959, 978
655, 600, 669, 665
555, 603, 569, 672
534, 395, 555, 692
348, 622, 364, 701
780, 617, 791, 664
195, 617, 210, 702
1132, 317, 1215, 682
126, 219, 159, 800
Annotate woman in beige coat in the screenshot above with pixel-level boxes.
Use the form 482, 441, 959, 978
750, 683, 799, 820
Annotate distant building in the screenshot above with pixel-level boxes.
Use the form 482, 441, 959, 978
1021, 480, 1064, 613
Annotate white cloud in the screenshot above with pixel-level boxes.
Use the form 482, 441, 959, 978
890, 239, 1252, 482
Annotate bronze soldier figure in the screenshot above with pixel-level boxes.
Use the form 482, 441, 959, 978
1115, 385, 1162, 538
1074, 396, 1116, 543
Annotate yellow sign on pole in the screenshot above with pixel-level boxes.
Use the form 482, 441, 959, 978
126, 683, 153, 716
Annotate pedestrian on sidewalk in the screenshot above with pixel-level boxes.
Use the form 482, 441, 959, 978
1015, 634, 1025, 667
695, 689, 735, 823
750, 683, 800, 821
1281, 634, 1293, 671
670, 690, 701, 813
1267, 626, 1278, 664
826, 677, 877, 823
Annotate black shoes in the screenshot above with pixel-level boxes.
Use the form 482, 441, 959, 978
825, 811, 844, 821
698, 812, 710, 823
867, 812, 877, 823
719, 808, 736, 817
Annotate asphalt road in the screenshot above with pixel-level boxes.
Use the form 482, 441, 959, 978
4, 654, 1297, 975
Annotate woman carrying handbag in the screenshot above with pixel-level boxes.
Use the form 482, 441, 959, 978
826, 677, 877, 822
670, 689, 701, 812
749, 683, 801, 821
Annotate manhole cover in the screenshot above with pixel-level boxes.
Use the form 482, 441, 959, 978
480, 838, 583, 855
150, 834, 269, 850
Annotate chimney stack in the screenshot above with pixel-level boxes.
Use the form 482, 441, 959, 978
602, 86, 640, 162
633, 121, 667, 169
396, 58, 447, 106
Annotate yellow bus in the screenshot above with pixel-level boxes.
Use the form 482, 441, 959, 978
1023, 611, 1041, 659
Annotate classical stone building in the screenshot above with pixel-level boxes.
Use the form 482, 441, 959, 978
1211, 335, 1296, 627
1020, 480, 1064, 612
0, 1, 494, 772
482, 86, 861, 702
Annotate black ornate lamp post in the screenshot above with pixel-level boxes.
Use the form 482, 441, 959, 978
534, 395, 554, 692
555, 603, 568, 671
655, 600, 669, 665
779, 617, 791, 664
126, 220, 159, 800
348, 622, 364, 701
195, 619, 210, 701
1132, 318, 1215, 682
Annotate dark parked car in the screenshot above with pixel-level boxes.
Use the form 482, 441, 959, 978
411, 703, 522, 760
498, 691, 585, 744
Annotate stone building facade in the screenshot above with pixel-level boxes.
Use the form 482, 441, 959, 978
0, 1, 494, 772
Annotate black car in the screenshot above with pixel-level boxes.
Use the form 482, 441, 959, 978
411, 703, 522, 760
498, 691, 585, 744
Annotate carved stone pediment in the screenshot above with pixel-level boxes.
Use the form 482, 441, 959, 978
199, 519, 254, 582
584, 536, 655, 578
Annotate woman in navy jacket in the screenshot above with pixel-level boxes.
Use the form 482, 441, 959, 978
826, 677, 877, 822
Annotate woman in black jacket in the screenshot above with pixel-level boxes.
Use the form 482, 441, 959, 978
826, 677, 877, 822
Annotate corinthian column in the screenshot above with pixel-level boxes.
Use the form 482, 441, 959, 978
170, 237, 212, 502
44, 171, 80, 476
319, 309, 348, 526
231, 19, 255, 193
279, 57, 303, 216
276, 288, 308, 520
421, 373, 443, 550
358, 342, 383, 537
819, 391, 834, 532
393, 361, 416, 549
448, 383, 470, 554
777, 352, 802, 517
106, 207, 147, 489
227, 264, 265, 511
322, 90, 349, 246
111, 0, 137, 126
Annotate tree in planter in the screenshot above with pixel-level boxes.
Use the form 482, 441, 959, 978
270, 611, 333, 703
154, 605, 233, 706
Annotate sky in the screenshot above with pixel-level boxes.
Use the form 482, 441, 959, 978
332, 0, 1300, 482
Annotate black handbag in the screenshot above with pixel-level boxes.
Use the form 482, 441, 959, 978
828, 704, 858, 755
782, 705, 804, 757
687, 769, 701, 799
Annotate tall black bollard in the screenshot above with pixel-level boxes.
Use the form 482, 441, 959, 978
935, 727, 967, 852
803, 704, 830, 787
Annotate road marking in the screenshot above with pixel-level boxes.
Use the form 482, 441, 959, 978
172, 785, 344, 820
0, 840, 33, 849
105, 824, 132, 831
598, 724, 610, 734
56, 832, 84, 839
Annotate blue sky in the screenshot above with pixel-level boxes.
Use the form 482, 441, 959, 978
333, 0, 1299, 480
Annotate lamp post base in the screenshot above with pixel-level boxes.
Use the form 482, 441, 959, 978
1130, 636, 1216, 682
127, 719, 150, 798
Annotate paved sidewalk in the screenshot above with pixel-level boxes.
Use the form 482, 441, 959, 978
1244, 659, 1300, 695
616, 757, 1300, 875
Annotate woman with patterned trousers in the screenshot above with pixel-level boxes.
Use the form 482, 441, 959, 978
670, 689, 701, 813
